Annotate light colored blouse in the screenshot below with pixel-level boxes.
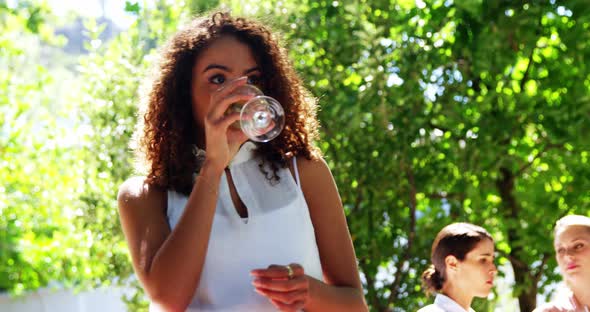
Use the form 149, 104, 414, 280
534, 287, 589, 312
417, 294, 476, 312
152, 142, 323, 311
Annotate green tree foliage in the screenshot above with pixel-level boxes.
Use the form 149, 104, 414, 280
0, 0, 115, 296
2, 0, 589, 312
251, 0, 590, 311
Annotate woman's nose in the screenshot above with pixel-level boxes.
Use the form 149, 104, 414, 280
563, 252, 576, 261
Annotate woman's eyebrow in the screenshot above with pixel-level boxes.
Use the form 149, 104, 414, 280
569, 237, 588, 243
243, 66, 260, 74
203, 63, 231, 73
555, 238, 588, 248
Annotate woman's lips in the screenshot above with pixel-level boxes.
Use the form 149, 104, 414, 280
566, 263, 579, 270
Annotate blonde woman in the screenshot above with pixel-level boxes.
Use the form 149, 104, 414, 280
535, 215, 590, 312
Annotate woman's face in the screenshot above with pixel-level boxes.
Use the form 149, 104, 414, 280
555, 225, 590, 288
191, 35, 262, 131
451, 238, 497, 298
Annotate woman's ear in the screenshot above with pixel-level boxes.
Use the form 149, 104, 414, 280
444, 255, 459, 272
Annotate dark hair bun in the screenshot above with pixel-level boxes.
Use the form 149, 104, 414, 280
421, 264, 444, 294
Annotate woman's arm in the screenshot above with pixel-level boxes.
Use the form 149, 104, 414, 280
298, 157, 367, 311
118, 77, 251, 311
251, 157, 368, 311
117, 162, 223, 311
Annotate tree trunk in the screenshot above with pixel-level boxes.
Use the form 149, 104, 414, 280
511, 256, 538, 312
496, 167, 537, 312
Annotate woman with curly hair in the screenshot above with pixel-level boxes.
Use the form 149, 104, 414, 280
117, 11, 367, 312
418, 223, 497, 312
534, 215, 590, 312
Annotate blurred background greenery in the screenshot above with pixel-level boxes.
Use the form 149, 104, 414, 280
1, 0, 589, 311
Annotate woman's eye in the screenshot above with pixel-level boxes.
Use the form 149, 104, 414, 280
247, 75, 260, 85
557, 248, 565, 254
574, 243, 584, 250
209, 74, 225, 84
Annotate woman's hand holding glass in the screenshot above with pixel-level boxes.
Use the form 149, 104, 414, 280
204, 76, 285, 171
203, 76, 251, 171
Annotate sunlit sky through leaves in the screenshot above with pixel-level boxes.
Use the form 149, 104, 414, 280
46, 0, 136, 28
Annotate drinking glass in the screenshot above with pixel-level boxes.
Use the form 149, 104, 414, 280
227, 84, 285, 142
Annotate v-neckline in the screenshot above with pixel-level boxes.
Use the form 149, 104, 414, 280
224, 168, 249, 220
218, 141, 258, 224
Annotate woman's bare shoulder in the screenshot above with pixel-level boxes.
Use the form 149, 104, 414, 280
118, 176, 166, 212
294, 156, 332, 177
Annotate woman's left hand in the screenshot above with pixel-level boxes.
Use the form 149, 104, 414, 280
251, 263, 311, 311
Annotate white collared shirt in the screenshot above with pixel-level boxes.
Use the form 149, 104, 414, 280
417, 294, 476, 312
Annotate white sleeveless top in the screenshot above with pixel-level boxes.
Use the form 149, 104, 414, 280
157, 142, 323, 311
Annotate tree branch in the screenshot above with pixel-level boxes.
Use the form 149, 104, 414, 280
385, 160, 418, 307
516, 142, 564, 176
497, 249, 528, 269
426, 192, 465, 200
534, 253, 551, 282
519, 44, 536, 91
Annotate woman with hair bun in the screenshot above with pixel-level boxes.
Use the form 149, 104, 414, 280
418, 222, 497, 312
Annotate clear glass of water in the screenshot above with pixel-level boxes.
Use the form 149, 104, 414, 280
227, 84, 285, 142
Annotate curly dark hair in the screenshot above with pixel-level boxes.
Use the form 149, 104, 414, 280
134, 11, 322, 195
